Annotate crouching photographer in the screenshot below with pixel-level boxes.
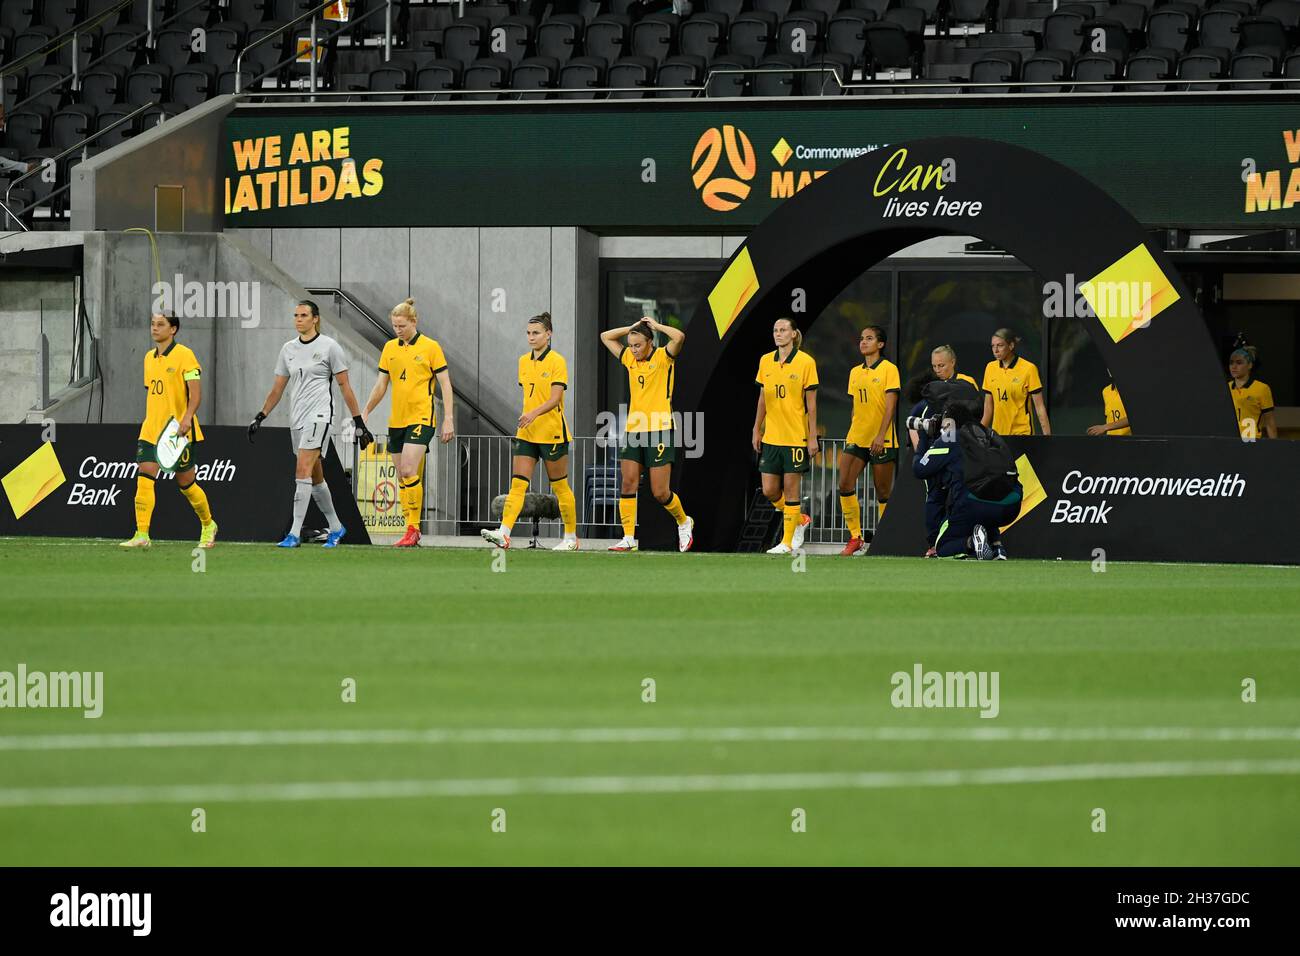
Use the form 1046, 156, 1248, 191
909, 379, 1023, 560
905, 371, 944, 557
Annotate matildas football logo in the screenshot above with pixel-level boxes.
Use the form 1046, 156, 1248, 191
691, 125, 757, 213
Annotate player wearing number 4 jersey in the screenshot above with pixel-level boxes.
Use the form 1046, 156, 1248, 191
248, 300, 372, 548
362, 298, 456, 547
753, 317, 819, 555
119, 311, 218, 550
482, 312, 580, 551
599, 317, 694, 553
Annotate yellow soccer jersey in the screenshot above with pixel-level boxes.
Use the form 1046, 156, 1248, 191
517, 346, 571, 444
1103, 383, 1131, 436
955, 372, 978, 388
378, 332, 448, 429
140, 341, 204, 442
756, 347, 819, 447
1230, 377, 1274, 438
846, 357, 900, 448
982, 356, 1043, 436
621, 345, 675, 433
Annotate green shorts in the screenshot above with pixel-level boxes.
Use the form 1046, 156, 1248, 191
136, 438, 197, 472
620, 430, 676, 468
759, 442, 812, 475
513, 438, 569, 462
389, 423, 434, 452
844, 443, 898, 465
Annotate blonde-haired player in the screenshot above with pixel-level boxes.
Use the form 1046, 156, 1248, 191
362, 298, 455, 548
599, 317, 694, 552
754, 317, 819, 555
981, 327, 1051, 436
119, 312, 218, 549
482, 312, 580, 550
839, 325, 899, 556
930, 344, 978, 388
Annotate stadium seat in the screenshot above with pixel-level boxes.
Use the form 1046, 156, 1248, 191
799, 50, 855, 93
442, 16, 490, 70
1108, 3, 1150, 34
97, 25, 145, 71
949, 0, 995, 33
22, 66, 71, 112
490, 15, 536, 67
51, 29, 99, 71
366, 59, 414, 101
679, 13, 728, 61
1229, 46, 1277, 86
729, 12, 778, 61
125, 63, 171, 103
557, 55, 607, 98
512, 55, 560, 98
863, 21, 918, 75
1237, 15, 1287, 53
1022, 51, 1072, 92
226, 0, 272, 25
647, 52, 696, 94
850, 0, 893, 17
462, 55, 512, 99
472, 2, 512, 26
536, 14, 584, 64
49, 105, 96, 151
14, 27, 59, 67
1177, 46, 1227, 88
0, 3, 39, 35
970, 52, 1018, 92
1259, 0, 1300, 29
152, 26, 196, 70
1283, 48, 1300, 82
5, 110, 50, 154
1199, 8, 1244, 48
415, 60, 462, 100
76, 66, 125, 108
171, 63, 219, 107
1072, 51, 1123, 91
630, 12, 680, 65
1147, 10, 1196, 52
705, 53, 753, 95
753, 53, 800, 95
1081, 19, 1131, 57
826, 12, 872, 67
803, 0, 847, 17
607, 53, 657, 97
1124, 46, 1176, 90
242, 23, 288, 87
704, 0, 746, 18
755, 0, 796, 19
883, 6, 926, 36
584, 15, 631, 65
1043, 11, 1087, 52
202, 22, 246, 71
1210, 0, 1256, 14
778, 12, 828, 57
94, 106, 140, 147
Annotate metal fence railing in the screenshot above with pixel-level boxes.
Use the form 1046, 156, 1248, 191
349, 432, 882, 547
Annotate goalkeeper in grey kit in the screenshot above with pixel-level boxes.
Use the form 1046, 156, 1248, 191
248, 300, 374, 547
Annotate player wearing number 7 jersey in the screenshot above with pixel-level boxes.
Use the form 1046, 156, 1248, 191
599, 317, 694, 553
753, 317, 819, 555
362, 298, 456, 548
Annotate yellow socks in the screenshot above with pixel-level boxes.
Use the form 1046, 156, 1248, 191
178, 480, 211, 524
840, 491, 861, 539
782, 501, 801, 547
619, 494, 636, 538
501, 476, 529, 532
399, 476, 421, 530
552, 476, 577, 536
662, 492, 687, 525
135, 474, 156, 533
878, 499, 888, 520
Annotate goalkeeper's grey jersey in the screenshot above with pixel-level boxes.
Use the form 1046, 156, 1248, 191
274, 333, 348, 429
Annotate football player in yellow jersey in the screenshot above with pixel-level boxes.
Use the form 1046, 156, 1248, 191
119, 312, 218, 549
1228, 348, 1277, 440
838, 326, 899, 556
598, 317, 694, 553
362, 298, 455, 548
481, 312, 580, 551
930, 345, 978, 389
980, 327, 1052, 436
1088, 377, 1131, 436
753, 317, 819, 555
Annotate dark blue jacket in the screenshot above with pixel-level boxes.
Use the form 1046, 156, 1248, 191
912, 432, 970, 513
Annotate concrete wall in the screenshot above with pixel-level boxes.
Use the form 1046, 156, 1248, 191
0, 277, 77, 423
71, 95, 238, 233
228, 226, 602, 436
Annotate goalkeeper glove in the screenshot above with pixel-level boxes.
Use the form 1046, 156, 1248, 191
247, 411, 266, 443
354, 415, 374, 450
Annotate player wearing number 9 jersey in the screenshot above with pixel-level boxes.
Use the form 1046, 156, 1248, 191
753, 317, 819, 555
362, 298, 456, 547
481, 312, 580, 551
119, 311, 217, 549
598, 317, 694, 553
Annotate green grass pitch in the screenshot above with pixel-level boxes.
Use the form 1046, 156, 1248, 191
1, 537, 1298, 866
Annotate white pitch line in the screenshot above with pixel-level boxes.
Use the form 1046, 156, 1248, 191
1, 725, 1299, 752
1, 758, 1299, 809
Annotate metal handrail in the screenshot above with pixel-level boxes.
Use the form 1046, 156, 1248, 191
3, 101, 157, 229
306, 285, 511, 436
7, 0, 212, 116
235, 0, 395, 94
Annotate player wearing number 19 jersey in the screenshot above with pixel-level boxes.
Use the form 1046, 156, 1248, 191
119, 311, 217, 549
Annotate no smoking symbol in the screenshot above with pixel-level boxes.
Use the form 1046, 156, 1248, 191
374, 480, 397, 512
